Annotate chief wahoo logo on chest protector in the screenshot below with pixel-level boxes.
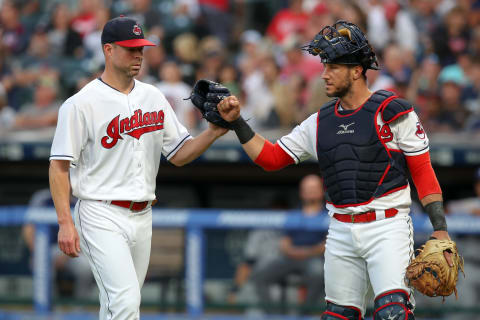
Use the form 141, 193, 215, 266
101, 109, 165, 149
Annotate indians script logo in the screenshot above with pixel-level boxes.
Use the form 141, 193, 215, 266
133, 25, 142, 36
337, 122, 355, 134
101, 109, 164, 149
415, 121, 426, 139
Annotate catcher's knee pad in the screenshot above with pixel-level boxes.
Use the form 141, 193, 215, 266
321, 301, 363, 320
373, 290, 414, 320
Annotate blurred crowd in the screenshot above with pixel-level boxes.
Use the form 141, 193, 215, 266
1, 0, 480, 140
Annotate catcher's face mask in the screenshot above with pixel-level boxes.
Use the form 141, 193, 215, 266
302, 20, 379, 70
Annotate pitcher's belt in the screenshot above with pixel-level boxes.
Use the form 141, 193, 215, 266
333, 208, 398, 223
99, 199, 158, 211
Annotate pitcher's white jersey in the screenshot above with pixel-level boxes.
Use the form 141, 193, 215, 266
278, 106, 428, 215
50, 78, 192, 201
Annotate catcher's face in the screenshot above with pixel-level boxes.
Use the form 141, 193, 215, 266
321, 63, 355, 98
107, 43, 144, 78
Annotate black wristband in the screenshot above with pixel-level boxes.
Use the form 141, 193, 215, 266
230, 117, 255, 144
424, 201, 448, 231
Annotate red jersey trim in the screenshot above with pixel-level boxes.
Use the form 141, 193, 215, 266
334, 92, 374, 118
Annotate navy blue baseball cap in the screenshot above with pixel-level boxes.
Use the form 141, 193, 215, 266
101, 16, 155, 47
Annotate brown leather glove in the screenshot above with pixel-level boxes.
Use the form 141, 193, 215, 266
406, 239, 464, 298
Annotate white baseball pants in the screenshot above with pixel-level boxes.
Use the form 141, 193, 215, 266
324, 213, 415, 316
74, 200, 152, 320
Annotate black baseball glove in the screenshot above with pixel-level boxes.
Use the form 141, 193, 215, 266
187, 79, 232, 129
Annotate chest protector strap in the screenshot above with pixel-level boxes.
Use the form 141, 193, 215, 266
316, 90, 413, 207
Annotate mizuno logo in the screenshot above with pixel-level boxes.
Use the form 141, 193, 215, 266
101, 109, 164, 149
337, 122, 355, 134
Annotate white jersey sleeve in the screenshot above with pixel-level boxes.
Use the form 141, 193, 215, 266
158, 92, 192, 160
50, 97, 88, 166
278, 113, 318, 164
387, 110, 429, 156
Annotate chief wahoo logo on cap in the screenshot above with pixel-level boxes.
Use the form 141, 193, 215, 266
133, 25, 142, 36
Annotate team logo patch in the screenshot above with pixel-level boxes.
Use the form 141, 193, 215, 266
379, 124, 393, 143
415, 121, 425, 139
133, 25, 142, 36
337, 122, 355, 135
101, 109, 164, 149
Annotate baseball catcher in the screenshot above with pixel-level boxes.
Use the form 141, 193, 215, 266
213, 19, 463, 320
187, 79, 233, 129
406, 238, 464, 298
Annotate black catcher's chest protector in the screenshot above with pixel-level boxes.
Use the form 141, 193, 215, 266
316, 90, 412, 206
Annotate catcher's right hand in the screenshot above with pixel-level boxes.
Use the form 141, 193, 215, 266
406, 239, 464, 298
186, 79, 232, 129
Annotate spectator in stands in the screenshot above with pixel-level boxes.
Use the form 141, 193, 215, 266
235, 29, 263, 72
410, 0, 442, 57
22, 188, 93, 299
197, 36, 226, 82
125, 0, 163, 33
0, 0, 30, 55
406, 54, 441, 111
83, 7, 111, 71
336, 0, 367, 33
173, 33, 200, 86
258, 56, 292, 128
250, 174, 326, 313
0, 84, 15, 137
156, 61, 197, 130
239, 49, 279, 130
219, 64, 241, 98
12, 73, 61, 130
431, 6, 471, 66
227, 229, 282, 305
304, 3, 334, 42
431, 64, 470, 132
143, 43, 166, 82
366, 0, 419, 56
445, 168, 480, 310
21, 29, 58, 70
198, 0, 233, 46
470, 25, 480, 59
380, 43, 412, 97
280, 34, 323, 86
365, 52, 395, 93
266, 0, 309, 45
70, 0, 99, 39
464, 58, 480, 131
46, 3, 83, 59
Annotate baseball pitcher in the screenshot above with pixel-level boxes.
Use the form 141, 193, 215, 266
49, 17, 228, 320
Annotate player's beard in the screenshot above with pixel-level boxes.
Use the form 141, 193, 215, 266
126, 64, 141, 78
326, 75, 353, 98
114, 62, 141, 79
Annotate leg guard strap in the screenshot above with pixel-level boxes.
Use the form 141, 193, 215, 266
322, 301, 363, 320
373, 290, 414, 320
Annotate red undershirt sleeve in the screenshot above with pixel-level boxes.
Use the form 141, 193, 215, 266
405, 151, 442, 200
254, 140, 295, 171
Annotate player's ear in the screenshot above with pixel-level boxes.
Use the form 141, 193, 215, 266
103, 43, 113, 56
351, 65, 363, 80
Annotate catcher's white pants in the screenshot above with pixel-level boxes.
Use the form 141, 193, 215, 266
74, 200, 152, 320
324, 213, 415, 316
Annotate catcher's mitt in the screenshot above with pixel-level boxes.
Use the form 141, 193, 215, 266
187, 79, 232, 129
406, 239, 464, 298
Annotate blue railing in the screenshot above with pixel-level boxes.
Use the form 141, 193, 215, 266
1, 206, 479, 315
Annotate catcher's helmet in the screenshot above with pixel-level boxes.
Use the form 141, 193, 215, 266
302, 20, 378, 71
